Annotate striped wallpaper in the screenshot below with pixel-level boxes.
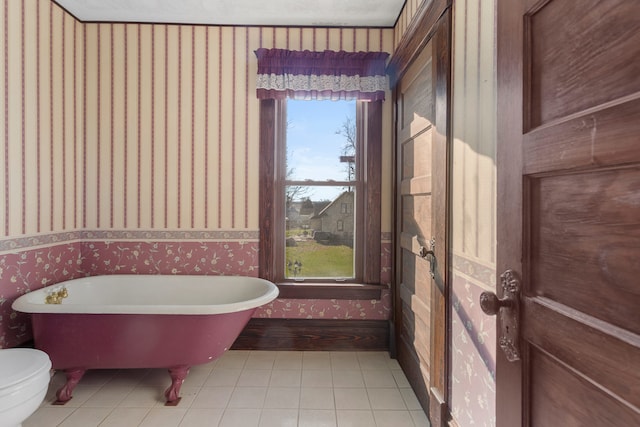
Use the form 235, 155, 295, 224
394, 0, 425, 48
451, 0, 496, 271
1, 0, 83, 236
0, 0, 396, 238
82, 24, 394, 232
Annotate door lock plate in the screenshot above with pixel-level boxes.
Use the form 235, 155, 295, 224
480, 269, 521, 362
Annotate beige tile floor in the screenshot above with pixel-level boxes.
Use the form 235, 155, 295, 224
25, 350, 430, 427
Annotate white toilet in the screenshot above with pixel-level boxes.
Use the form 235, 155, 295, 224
0, 348, 51, 427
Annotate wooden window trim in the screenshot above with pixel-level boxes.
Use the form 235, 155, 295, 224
276, 282, 383, 300
259, 99, 383, 299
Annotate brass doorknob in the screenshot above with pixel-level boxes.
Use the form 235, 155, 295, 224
479, 291, 513, 316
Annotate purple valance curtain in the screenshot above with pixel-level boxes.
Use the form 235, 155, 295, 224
255, 48, 389, 101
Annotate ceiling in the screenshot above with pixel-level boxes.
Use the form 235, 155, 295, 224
56, 0, 406, 28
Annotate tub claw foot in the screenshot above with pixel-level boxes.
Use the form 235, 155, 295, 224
164, 366, 190, 406
54, 368, 86, 405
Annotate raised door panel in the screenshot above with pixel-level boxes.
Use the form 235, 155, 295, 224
528, 168, 640, 335
526, 0, 640, 128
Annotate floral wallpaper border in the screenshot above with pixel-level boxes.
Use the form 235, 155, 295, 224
450, 260, 497, 427
452, 253, 497, 290
0, 231, 392, 348
0, 231, 83, 253
0, 229, 260, 254
82, 229, 260, 241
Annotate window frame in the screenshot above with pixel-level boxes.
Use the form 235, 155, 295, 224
259, 99, 383, 299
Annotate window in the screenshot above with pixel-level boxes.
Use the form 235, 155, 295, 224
259, 99, 382, 290
285, 99, 357, 280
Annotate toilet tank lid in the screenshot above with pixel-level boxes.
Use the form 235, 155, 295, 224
0, 348, 51, 389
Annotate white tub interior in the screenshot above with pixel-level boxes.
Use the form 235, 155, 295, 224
12, 275, 279, 315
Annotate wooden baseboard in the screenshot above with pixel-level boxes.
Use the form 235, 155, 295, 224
232, 318, 390, 351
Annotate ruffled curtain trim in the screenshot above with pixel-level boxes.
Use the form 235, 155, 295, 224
255, 48, 389, 101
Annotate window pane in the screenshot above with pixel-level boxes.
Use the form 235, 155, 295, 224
286, 99, 356, 183
285, 99, 357, 280
285, 186, 355, 279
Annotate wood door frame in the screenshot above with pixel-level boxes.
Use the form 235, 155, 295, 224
496, 0, 524, 425
389, 1, 452, 424
430, 10, 452, 426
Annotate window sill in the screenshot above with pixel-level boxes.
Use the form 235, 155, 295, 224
275, 282, 385, 300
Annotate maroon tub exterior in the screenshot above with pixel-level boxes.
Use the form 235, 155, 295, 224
31, 309, 255, 404
31, 310, 255, 369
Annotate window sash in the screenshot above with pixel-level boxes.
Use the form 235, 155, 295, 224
259, 99, 382, 291
278, 100, 363, 283
285, 185, 357, 280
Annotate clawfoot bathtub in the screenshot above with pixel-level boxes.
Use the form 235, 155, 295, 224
12, 275, 278, 406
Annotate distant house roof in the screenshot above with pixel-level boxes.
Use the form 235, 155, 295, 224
311, 191, 353, 219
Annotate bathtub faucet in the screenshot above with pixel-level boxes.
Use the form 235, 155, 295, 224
45, 286, 68, 304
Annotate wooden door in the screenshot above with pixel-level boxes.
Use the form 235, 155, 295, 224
394, 10, 450, 426
495, 0, 640, 425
